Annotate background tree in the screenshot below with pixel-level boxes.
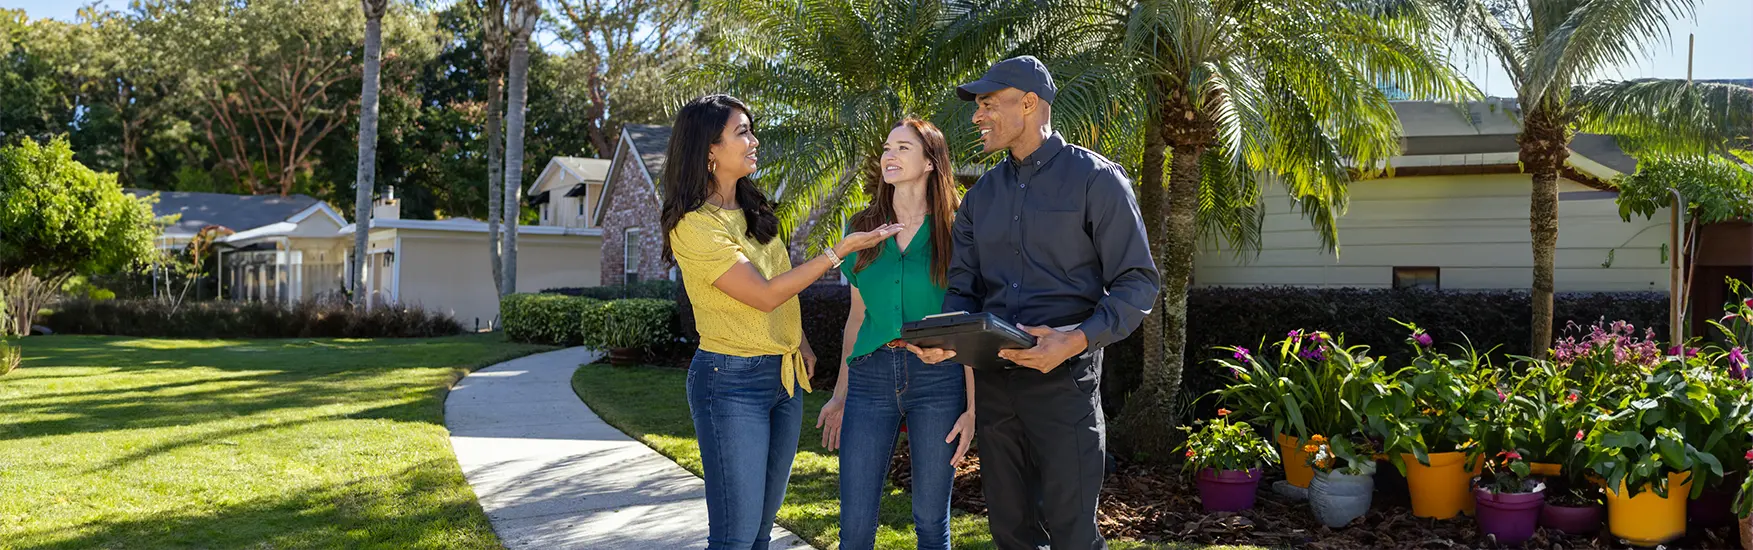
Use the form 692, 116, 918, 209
351, 0, 391, 304
552, 0, 715, 156
499, 0, 539, 295
484, 0, 507, 294
0, 137, 158, 333
1042, 0, 1474, 457
1437, 0, 1702, 356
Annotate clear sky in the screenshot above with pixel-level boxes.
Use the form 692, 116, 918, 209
5, 0, 1749, 98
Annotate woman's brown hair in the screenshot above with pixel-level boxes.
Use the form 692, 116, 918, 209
847, 118, 961, 286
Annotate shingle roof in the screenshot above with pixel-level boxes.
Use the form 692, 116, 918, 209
127, 189, 323, 237
623, 124, 673, 182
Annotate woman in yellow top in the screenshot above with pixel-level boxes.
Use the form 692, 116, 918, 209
660, 94, 899, 550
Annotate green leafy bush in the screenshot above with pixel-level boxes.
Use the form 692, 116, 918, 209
500, 293, 600, 346
581, 299, 676, 351
542, 280, 679, 301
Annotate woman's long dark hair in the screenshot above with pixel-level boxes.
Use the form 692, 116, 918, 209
848, 118, 961, 286
660, 95, 780, 261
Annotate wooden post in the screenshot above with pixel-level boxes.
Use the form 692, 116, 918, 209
1671, 188, 1686, 347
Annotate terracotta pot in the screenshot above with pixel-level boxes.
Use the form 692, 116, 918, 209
1196, 468, 1263, 512
608, 347, 640, 366
1739, 513, 1753, 550
1276, 433, 1314, 488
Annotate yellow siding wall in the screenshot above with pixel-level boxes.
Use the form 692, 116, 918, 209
395, 230, 602, 326
1193, 173, 1672, 292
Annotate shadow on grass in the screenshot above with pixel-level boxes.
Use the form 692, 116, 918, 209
18, 459, 498, 550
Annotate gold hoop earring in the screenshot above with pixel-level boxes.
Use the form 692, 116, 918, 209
708, 158, 717, 173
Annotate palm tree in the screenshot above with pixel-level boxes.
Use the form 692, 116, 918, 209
1044, 0, 1474, 456
501, 0, 539, 295
483, 0, 507, 295
352, 0, 390, 306
1433, 0, 1702, 357
703, 0, 1077, 252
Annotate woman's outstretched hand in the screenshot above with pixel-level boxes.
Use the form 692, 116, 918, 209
835, 223, 905, 254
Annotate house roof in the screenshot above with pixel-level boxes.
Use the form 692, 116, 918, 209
592, 124, 672, 225
1386, 100, 1638, 184
529, 156, 612, 196
128, 189, 328, 237
337, 217, 602, 237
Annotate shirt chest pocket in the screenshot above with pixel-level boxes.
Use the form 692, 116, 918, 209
1023, 188, 1086, 240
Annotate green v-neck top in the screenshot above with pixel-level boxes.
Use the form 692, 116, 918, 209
839, 216, 948, 361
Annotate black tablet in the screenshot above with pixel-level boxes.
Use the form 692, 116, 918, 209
899, 311, 1036, 370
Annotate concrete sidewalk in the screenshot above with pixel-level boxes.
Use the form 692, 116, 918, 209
445, 347, 812, 549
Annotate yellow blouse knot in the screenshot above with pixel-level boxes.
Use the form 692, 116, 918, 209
669, 203, 811, 396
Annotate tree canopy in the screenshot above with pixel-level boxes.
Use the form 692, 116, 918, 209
0, 136, 158, 278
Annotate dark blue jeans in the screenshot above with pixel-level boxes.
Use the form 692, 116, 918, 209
839, 346, 968, 550
687, 350, 803, 550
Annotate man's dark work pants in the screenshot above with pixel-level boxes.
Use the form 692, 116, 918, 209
973, 349, 1107, 550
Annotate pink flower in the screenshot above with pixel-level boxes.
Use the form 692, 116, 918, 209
1730, 348, 1748, 380
1413, 333, 1432, 347
1233, 347, 1251, 361
1575, 430, 1586, 441
1745, 449, 1753, 462
1497, 389, 1507, 402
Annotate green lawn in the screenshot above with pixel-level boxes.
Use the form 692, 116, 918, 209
0, 334, 552, 550
571, 363, 1268, 550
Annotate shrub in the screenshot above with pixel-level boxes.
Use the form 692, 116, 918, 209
41, 299, 464, 338
798, 283, 852, 387
581, 299, 676, 351
0, 341, 18, 376
500, 293, 600, 346
543, 280, 679, 300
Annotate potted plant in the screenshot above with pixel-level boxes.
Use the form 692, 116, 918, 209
1177, 408, 1279, 513
1363, 321, 1495, 519
1472, 450, 1546, 546
1686, 296, 1753, 527
1580, 359, 1723, 547
1733, 449, 1753, 550
1216, 329, 1377, 491
1306, 433, 1378, 528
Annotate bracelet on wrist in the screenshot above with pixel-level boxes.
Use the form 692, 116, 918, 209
824, 247, 844, 268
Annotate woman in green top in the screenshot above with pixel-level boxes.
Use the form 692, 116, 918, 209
815, 118, 971, 550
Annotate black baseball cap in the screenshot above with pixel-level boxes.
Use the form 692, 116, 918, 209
956, 55, 1057, 104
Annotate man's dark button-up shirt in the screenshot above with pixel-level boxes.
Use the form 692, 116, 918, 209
942, 132, 1160, 351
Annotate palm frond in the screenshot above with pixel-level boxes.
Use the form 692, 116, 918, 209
1521, 0, 1695, 105
1574, 78, 1753, 155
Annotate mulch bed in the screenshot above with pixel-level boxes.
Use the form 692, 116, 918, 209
887, 440, 1742, 549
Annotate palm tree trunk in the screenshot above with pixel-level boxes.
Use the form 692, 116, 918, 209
1136, 101, 1168, 393
351, 1, 387, 307
1118, 94, 1202, 461
1521, 108, 1568, 358
484, 0, 506, 295
501, 1, 537, 296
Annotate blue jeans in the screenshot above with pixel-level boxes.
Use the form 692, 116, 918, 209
687, 350, 803, 550
839, 346, 968, 550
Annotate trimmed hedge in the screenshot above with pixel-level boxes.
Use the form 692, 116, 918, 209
44, 299, 465, 339
501, 293, 600, 346
543, 280, 679, 301
581, 298, 676, 351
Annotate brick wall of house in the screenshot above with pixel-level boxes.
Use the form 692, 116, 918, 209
599, 154, 671, 286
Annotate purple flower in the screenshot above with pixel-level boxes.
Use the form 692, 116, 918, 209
1730, 347, 1747, 380
1233, 347, 1251, 361
1297, 347, 1327, 361
1413, 333, 1432, 347
1669, 345, 1698, 358
1287, 329, 1302, 339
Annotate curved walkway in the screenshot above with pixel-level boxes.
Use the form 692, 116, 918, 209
445, 347, 811, 549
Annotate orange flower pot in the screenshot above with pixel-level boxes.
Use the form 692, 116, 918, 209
1530, 462, 1563, 477
1277, 433, 1314, 488
1401, 452, 1477, 519
1605, 472, 1692, 547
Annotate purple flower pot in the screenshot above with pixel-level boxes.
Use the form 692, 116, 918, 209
1690, 485, 1737, 527
1197, 468, 1263, 512
1540, 502, 1604, 535
1475, 487, 1546, 546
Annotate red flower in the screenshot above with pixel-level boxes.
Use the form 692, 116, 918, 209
1186, 450, 1196, 458
1566, 392, 1579, 403
1502, 451, 1523, 460
1217, 408, 1231, 417
1575, 430, 1586, 441
1745, 449, 1753, 462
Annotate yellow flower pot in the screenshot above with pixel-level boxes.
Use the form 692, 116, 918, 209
1402, 452, 1478, 519
1605, 472, 1691, 547
1277, 433, 1314, 488
1529, 462, 1562, 477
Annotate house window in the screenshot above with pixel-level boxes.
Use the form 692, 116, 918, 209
624, 228, 643, 285
1393, 267, 1440, 290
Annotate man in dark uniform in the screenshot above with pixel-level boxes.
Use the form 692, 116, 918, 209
907, 56, 1160, 550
